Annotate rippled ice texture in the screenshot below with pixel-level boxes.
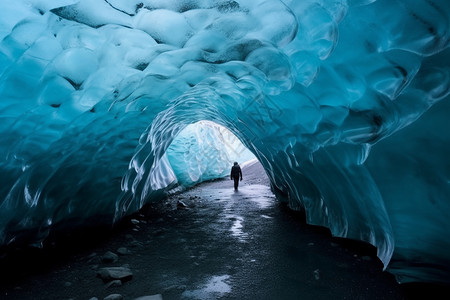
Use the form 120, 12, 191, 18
0, 0, 449, 284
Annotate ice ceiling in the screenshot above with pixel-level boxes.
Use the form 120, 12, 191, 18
1, 0, 449, 285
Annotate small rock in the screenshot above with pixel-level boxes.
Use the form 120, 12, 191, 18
97, 267, 133, 283
362, 255, 372, 261
104, 294, 123, 300
117, 247, 128, 255
133, 295, 163, 300
64, 282, 72, 287
177, 200, 187, 209
106, 280, 122, 289
88, 297, 99, 300
307, 242, 314, 246
102, 251, 119, 263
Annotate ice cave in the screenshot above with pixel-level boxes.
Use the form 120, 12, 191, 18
0, 0, 449, 285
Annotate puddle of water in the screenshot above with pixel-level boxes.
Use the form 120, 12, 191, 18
182, 275, 231, 299
224, 214, 248, 242
230, 216, 247, 242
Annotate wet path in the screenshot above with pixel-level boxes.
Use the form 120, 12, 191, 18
1, 162, 407, 299
152, 181, 404, 299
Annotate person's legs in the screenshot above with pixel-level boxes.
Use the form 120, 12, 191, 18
234, 177, 239, 190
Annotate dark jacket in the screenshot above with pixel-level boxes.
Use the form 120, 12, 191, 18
230, 165, 242, 179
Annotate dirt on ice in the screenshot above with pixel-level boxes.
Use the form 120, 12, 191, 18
0, 161, 447, 299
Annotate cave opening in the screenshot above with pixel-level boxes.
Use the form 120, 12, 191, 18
165, 120, 258, 189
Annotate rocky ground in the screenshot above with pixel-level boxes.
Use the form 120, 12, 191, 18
0, 161, 448, 299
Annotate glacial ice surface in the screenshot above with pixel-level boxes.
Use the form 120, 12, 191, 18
1, 0, 450, 284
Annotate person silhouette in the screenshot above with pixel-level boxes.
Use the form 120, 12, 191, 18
230, 162, 243, 190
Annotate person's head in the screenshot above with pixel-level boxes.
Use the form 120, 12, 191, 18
234, 162, 238, 166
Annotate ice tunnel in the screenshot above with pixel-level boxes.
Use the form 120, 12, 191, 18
0, 0, 450, 285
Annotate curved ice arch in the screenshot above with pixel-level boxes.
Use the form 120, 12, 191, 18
0, 0, 450, 285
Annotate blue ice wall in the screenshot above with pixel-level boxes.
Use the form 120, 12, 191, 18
0, 0, 449, 284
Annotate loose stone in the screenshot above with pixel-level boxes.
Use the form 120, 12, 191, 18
97, 267, 133, 283
106, 280, 122, 289
102, 251, 119, 263
117, 247, 128, 255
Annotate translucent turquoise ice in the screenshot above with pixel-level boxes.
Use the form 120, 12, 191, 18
0, 0, 449, 284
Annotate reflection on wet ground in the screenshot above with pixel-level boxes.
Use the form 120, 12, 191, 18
182, 275, 231, 299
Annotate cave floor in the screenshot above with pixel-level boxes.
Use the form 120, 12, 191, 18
0, 162, 432, 300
